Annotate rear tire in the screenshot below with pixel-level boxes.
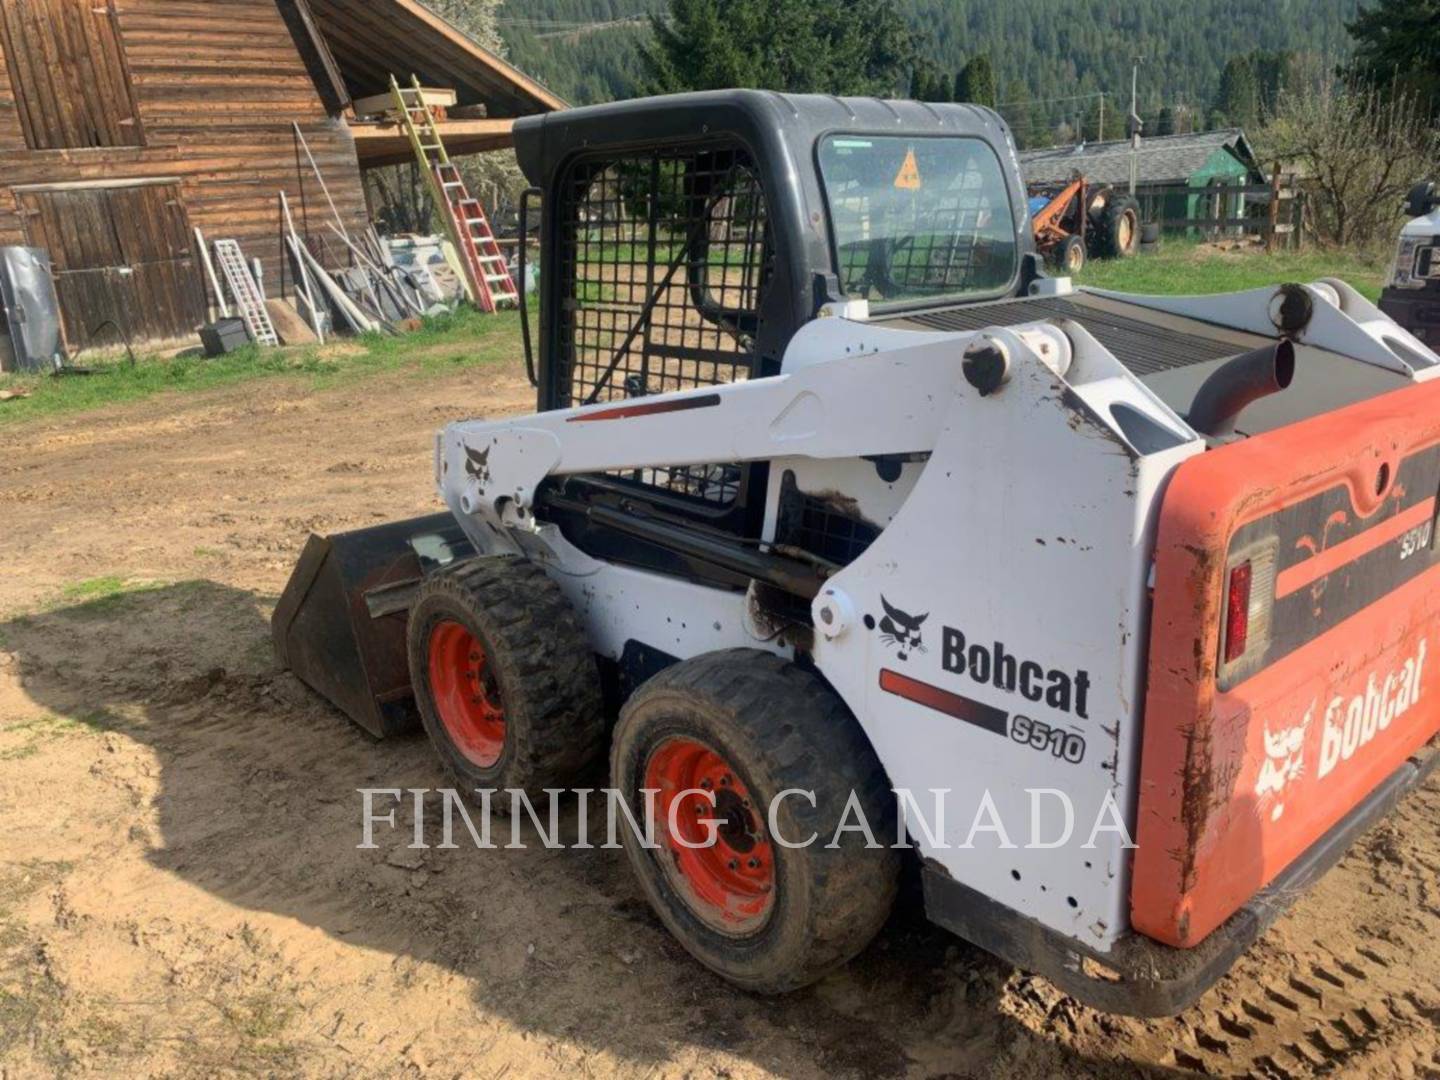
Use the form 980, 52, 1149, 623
612, 649, 899, 994
1099, 196, 1141, 258
407, 557, 605, 800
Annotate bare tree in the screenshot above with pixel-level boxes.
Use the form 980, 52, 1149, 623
1259, 73, 1440, 249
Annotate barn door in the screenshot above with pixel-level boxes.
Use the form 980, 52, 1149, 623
18, 182, 207, 349
0, 0, 143, 149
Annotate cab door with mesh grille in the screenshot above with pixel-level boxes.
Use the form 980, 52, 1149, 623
552, 143, 774, 520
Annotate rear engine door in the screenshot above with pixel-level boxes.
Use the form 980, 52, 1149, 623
1134, 379, 1440, 947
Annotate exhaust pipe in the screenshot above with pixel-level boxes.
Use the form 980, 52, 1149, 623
1186, 340, 1296, 438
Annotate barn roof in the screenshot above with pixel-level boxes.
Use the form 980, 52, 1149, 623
1019, 129, 1260, 187
304, 0, 565, 118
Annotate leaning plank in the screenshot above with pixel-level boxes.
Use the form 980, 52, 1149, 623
296, 240, 375, 333
194, 226, 229, 318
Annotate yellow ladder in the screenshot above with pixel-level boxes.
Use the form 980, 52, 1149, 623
389, 74, 517, 312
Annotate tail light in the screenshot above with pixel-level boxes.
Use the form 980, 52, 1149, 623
1218, 541, 1278, 686
1224, 562, 1252, 662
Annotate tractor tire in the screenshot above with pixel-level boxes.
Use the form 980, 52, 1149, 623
407, 556, 605, 801
1099, 195, 1141, 258
1055, 235, 1086, 275
611, 649, 899, 994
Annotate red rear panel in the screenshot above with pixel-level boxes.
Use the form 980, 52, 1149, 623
1134, 379, 1440, 948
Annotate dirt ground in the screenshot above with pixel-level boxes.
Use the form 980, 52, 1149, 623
1, 358, 1438, 1079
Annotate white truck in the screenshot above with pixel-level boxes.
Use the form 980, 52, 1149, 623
1380, 180, 1440, 349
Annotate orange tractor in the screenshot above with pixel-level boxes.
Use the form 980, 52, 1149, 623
1028, 173, 1141, 274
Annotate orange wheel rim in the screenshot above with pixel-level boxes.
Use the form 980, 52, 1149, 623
427, 620, 505, 767
645, 737, 776, 933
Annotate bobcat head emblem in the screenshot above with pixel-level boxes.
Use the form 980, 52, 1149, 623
878, 596, 928, 662
464, 445, 492, 488
1254, 702, 1313, 822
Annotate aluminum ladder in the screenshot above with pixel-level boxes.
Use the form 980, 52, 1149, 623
212, 239, 278, 347
389, 74, 517, 313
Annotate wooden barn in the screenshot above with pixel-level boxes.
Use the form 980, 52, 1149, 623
0, 0, 561, 358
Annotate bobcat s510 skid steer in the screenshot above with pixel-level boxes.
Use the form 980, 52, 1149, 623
273, 92, 1440, 1016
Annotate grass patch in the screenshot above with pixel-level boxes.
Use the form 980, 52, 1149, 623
0, 712, 114, 760
1074, 240, 1390, 302
52, 576, 166, 618
0, 305, 523, 428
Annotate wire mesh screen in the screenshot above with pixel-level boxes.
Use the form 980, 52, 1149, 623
774, 471, 881, 566
556, 143, 772, 505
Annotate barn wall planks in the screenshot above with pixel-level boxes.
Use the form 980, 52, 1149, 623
0, 0, 370, 344
18, 182, 208, 344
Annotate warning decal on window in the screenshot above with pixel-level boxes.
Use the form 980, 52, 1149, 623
893, 149, 922, 190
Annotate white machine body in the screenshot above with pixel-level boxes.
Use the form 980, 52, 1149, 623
433, 281, 1438, 956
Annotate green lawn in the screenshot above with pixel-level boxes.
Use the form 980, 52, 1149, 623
0, 306, 524, 427
0, 243, 1394, 428
1073, 240, 1390, 302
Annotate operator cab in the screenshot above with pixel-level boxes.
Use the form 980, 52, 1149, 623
512, 91, 1034, 579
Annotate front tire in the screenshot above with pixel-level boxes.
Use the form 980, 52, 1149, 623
407, 557, 605, 799
612, 649, 899, 994
1056, 234, 1086, 275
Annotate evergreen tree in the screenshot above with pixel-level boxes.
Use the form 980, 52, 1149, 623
956, 54, 997, 108
1213, 56, 1261, 130
496, 0, 1366, 112
910, 65, 927, 100
1001, 80, 1036, 148
1345, 0, 1440, 119
643, 0, 913, 96
1081, 95, 1113, 141
1156, 104, 1177, 136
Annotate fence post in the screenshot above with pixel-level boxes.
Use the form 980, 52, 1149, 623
1266, 162, 1281, 253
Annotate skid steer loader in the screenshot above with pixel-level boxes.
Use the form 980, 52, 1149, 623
273, 91, 1440, 1016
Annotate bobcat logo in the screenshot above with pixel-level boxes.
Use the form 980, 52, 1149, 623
1254, 703, 1312, 822
878, 596, 928, 662
464, 445, 492, 489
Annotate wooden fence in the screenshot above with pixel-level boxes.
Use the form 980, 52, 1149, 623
1132, 175, 1305, 249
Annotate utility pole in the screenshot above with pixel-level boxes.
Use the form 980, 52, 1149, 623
1128, 57, 1146, 195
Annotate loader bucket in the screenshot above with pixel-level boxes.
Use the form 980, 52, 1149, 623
271, 513, 475, 738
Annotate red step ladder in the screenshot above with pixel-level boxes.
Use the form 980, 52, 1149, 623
390, 74, 518, 313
